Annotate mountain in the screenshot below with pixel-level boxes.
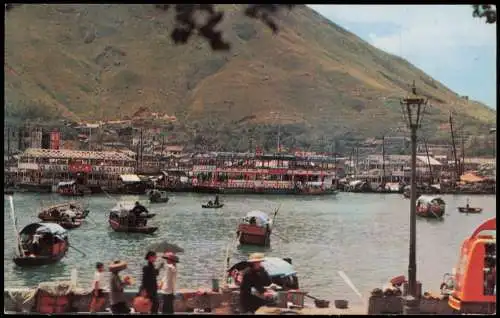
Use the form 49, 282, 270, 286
5, 4, 496, 151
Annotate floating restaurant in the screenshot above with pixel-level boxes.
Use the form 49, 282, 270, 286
189, 152, 346, 194
14, 148, 136, 192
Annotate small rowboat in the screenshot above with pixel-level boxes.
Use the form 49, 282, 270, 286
458, 207, 483, 214
202, 203, 224, 209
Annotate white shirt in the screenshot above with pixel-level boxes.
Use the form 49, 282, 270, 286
160, 264, 177, 295
93, 271, 107, 290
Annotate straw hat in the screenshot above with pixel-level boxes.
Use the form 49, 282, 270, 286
161, 252, 180, 263
109, 260, 127, 272
248, 253, 265, 263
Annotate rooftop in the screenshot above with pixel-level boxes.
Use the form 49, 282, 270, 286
21, 148, 135, 161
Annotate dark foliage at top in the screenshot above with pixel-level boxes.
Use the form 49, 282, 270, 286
472, 5, 497, 24
154, 4, 297, 50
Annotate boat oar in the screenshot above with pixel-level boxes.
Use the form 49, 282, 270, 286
69, 245, 87, 257
271, 231, 290, 243
338, 270, 365, 304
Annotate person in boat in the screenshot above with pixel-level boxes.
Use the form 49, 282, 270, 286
109, 260, 132, 314
249, 217, 257, 225
32, 233, 43, 255
239, 253, 274, 314
207, 200, 213, 207
466, 198, 470, 210
214, 195, 220, 206
90, 262, 107, 313
160, 251, 179, 314
133, 201, 148, 215
141, 251, 161, 314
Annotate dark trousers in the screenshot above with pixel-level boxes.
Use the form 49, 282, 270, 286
148, 292, 159, 314
162, 294, 174, 314
111, 302, 130, 314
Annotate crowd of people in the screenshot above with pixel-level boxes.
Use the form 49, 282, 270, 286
88, 251, 275, 314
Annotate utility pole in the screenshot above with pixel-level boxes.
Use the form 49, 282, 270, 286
449, 112, 460, 182
423, 138, 434, 184
7, 126, 11, 160
382, 135, 386, 184
400, 80, 428, 312
140, 128, 143, 173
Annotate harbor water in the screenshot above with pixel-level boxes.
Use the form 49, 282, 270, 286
3, 192, 496, 305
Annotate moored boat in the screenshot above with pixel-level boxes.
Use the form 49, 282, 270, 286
457, 207, 483, 214
416, 195, 446, 218
108, 202, 158, 234
13, 223, 69, 267
57, 180, 91, 197
227, 256, 299, 290
202, 203, 224, 209
38, 201, 89, 222
148, 189, 169, 203
237, 210, 273, 247
446, 217, 496, 314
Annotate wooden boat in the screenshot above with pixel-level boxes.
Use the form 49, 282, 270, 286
108, 203, 158, 234
447, 218, 496, 314
227, 257, 299, 290
237, 210, 273, 247
457, 207, 483, 214
13, 223, 69, 267
148, 189, 169, 203
416, 195, 446, 218
38, 201, 89, 222
202, 203, 224, 209
58, 219, 83, 230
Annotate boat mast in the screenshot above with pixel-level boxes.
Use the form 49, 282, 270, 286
382, 135, 386, 184
8, 196, 24, 257
449, 112, 460, 182
461, 133, 466, 176
423, 138, 434, 184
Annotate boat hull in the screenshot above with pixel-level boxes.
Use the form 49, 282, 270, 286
458, 207, 483, 214
109, 218, 158, 234
150, 197, 169, 204
237, 224, 270, 247
202, 204, 224, 209
416, 206, 445, 218
13, 250, 68, 267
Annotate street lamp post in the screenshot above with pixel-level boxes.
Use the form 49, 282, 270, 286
400, 81, 428, 305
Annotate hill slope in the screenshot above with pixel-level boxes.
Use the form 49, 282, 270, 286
4, 4, 496, 149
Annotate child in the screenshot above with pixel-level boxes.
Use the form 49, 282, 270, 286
133, 288, 152, 314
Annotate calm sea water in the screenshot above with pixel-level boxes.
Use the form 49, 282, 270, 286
3, 192, 496, 305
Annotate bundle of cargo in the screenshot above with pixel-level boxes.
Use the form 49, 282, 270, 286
34, 281, 79, 314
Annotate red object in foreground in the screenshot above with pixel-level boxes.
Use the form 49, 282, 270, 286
448, 217, 496, 314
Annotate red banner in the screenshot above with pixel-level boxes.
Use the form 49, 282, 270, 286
50, 131, 61, 150
68, 163, 92, 173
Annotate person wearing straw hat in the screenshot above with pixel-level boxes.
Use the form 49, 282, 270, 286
141, 251, 161, 314
159, 251, 179, 314
109, 260, 132, 314
239, 253, 273, 314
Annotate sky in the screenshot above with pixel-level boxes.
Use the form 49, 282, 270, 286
308, 5, 497, 109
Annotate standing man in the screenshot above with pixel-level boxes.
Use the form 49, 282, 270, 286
239, 253, 273, 314
89, 262, 107, 313
160, 252, 179, 314
141, 251, 161, 313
